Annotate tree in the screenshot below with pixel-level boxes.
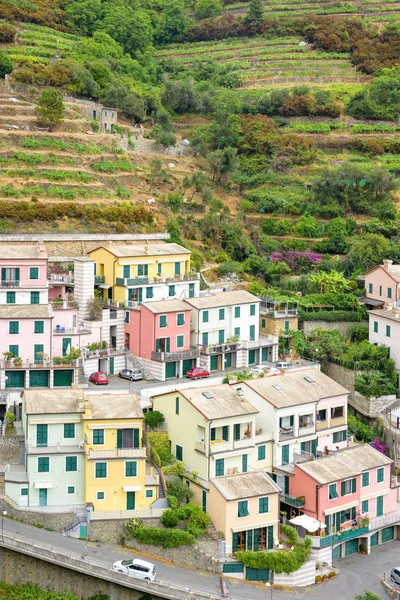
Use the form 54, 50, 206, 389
195, 0, 223, 20
245, 0, 264, 28
65, 0, 102, 35
208, 147, 239, 182
154, 127, 176, 148
0, 52, 13, 78
87, 297, 103, 321
144, 411, 165, 429
35, 89, 64, 129
102, 84, 145, 121
166, 475, 194, 503
310, 270, 351, 294
155, 0, 191, 44
347, 233, 391, 272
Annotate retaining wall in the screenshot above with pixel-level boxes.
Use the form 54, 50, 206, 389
301, 320, 368, 336
273, 559, 316, 587
0, 435, 23, 465
0, 499, 75, 531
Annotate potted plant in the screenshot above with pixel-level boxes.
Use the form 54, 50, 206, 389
52, 297, 63, 307
3, 351, 13, 365
13, 356, 23, 367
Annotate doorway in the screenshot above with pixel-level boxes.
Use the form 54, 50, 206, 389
39, 488, 47, 506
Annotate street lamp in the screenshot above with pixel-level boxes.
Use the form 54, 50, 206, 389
1, 510, 7, 542
265, 581, 273, 599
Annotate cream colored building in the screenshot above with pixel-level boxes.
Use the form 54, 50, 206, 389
209, 471, 280, 555
151, 384, 273, 511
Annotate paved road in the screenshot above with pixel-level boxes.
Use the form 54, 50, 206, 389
1, 517, 396, 599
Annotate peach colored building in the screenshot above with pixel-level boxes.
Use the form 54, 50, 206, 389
364, 260, 400, 308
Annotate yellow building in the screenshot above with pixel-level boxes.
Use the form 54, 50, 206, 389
208, 471, 280, 555
87, 243, 194, 303
82, 393, 158, 512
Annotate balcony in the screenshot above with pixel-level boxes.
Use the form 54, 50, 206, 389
151, 348, 200, 362
49, 274, 74, 285
95, 275, 105, 284
330, 417, 346, 428
282, 494, 305, 508
314, 525, 369, 548
0, 279, 20, 288
264, 309, 298, 318
279, 427, 295, 441
316, 420, 328, 431
298, 421, 315, 437
1, 358, 78, 369
88, 448, 146, 459
50, 300, 78, 310
210, 437, 254, 454
241, 335, 277, 350
195, 441, 205, 453
116, 277, 149, 286
200, 342, 241, 355
0, 280, 48, 288
369, 509, 400, 532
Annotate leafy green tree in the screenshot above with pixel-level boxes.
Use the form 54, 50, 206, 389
294, 215, 323, 238
0, 51, 13, 78
310, 270, 351, 294
155, 0, 191, 44
102, 84, 145, 121
209, 147, 239, 182
65, 0, 102, 35
154, 127, 177, 147
35, 89, 65, 130
195, 0, 223, 20
166, 475, 194, 503
347, 233, 391, 271
245, 0, 264, 28
101, 4, 154, 56
144, 410, 165, 429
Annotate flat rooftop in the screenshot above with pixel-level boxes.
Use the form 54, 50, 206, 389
0, 245, 46, 259
92, 243, 191, 257
85, 394, 143, 420
24, 389, 82, 415
211, 471, 280, 500
184, 290, 259, 310
179, 385, 259, 420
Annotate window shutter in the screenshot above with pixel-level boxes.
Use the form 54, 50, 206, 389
343, 429, 347, 440
301, 441, 306, 452
15, 268, 20, 281
247, 529, 253, 550
166, 338, 170, 352
311, 439, 317, 456
341, 481, 346, 496
253, 528, 260, 551
232, 533, 239, 553
333, 432, 338, 443
352, 478, 356, 493
222, 426, 228, 441
268, 526, 273, 549
289, 415, 294, 426
211, 427, 215, 441
117, 429, 123, 449
1, 268, 5, 282
133, 429, 139, 448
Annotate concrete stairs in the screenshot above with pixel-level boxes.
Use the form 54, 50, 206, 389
78, 364, 87, 384
0, 472, 5, 495
124, 350, 155, 381
62, 512, 87, 537
158, 480, 166, 499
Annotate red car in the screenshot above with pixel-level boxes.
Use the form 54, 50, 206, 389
89, 371, 109, 385
186, 366, 210, 380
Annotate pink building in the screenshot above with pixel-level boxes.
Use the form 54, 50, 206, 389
363, 260, 400, 309
288, 444, 399, 560
125, 299, 199, 380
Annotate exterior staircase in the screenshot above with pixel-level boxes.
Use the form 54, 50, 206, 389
62, 511, 87, 537
78, 363, 87, 384
124, 349, 156, 381
158, 479, 166, 499
0, 471, 5, 495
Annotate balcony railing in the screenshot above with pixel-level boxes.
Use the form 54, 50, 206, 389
196, 432, 272, 455
317, 525, 369, 548
151, 348, 200, 362
0, 279, 20, 288
94, 275, 105, 284
50, 300, 79, 310
0, 280, 48, 288
369, 510, 400, 532
282, 494, 305, 508
195, 441, 205, 453
241, 335, 277, 349
200, 342, 241, 355
263, 309, 298, 318
316, 420, 328, 431
330, 416, 346, 427
88, 448, 146, 459
116, 277, 149, 286
1, 358, 78, 369
49, 274, 74, 284
298, 423, 315, 436
279, 428, 295, 441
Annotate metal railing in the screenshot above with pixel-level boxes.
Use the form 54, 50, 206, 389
282, 494, 305, 508
200, 342, 241, 355
310, 525, 369, 548
94, 276, 105, 284
88, 448, 146, 459
151, 348, 200, 362
369, 510, 400, 531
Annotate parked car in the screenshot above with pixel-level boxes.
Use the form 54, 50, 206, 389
119, 368, 143, 381
275, 361, 290, 369
113, 558, 156, 581
89, 371, 109, 385
391, 568, 400, 586
186, 366, 210, 379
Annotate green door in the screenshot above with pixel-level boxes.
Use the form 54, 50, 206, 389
345, 539, 359, 556
53, 370, 73, 387
224, 353, 232, 368
5, 370, 25, 388
332, 545, 342, 560
202, 490, 207, 512
189, 283, 195, 298
248, 349, 256, 365
39, 488, 47, 506
261, 347, 268, 362
284, 475, 289, 494
182, 359, 194, 375
210, 355, 219, 371
109, 357, 114, 376
370, 532, 379, 547
30, 370, 49, 388
34, 344, 44, 364
382, 526, 394, 543
79, 524, 87, 538
376, 495, 384, 517
138, 288, 143, 303
311, 439, 317, 457
165, 361, 176, 379
223, 563, 244, 574
282, 444, 289, 465
126, 491, 135, 510
246, 568, 269, 582
62, 338, 72, 357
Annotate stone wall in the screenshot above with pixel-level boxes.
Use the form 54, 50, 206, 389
0, 435, 23, 465
125, 537, 222, 573
324, 362, 356, 392
0, 498, 75, 531
0, 546, 146, 600
88, 517, 161, 544
301, 320, 368, 336
273, 559, 316, 587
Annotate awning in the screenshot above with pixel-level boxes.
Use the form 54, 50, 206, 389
232, 519, 279, 533
289, 514, 326, 532
99, 284, 111, 289
140, 398, 152, 409
358, 296, 384, 307
324, 500, 358, 516
122, 485, 142, 492
34, 482, 53, 489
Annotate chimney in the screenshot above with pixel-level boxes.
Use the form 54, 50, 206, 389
144, 245, 149, 255
383, 259, 393, 271
237, 389, 244, 401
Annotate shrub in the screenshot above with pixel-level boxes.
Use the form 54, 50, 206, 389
144, 410, 165, 429
315, 575, 322, 583
0, 52, 13, 79
131, 526, 196, 548
167, 495, 179, 510
237, 537, 311, 574
166, 475, 194, 503
161, 509, 180, 528
0, 23, 17, 43
300, 310, 364, 323
189, 509, 211, 530
148, 431, 173, 466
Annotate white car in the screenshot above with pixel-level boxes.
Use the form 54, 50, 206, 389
250, 365, 280, 377
113, 558, 156, 581
275, 361, 290, 369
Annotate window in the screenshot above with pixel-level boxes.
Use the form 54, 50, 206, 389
341, 478, 356, 496
21, 488, 28, 496
202, 310, 209, 323
9, 345, 18, 357
6, 292, 15, 304
219, 308, 225, 320
284, 320, 290, 331
234, 327, 240, 338
249, 325, 255, 341
317, 409, 327, 422
123, 265, 130, 279
125, 311, 130, 324
333, 430, 347, 443
157, 263, 162, 275
146, 287, 153, 299
388, 287, 392, 299
146, 489, 154, 498
68, 486, 75, 495
362, 472, 370, 487
174, 262, 181, 275
234, 306, 240, 318
31, 291, 39, 304
34, 320, 44, 334
159, 315, 167, 328
218, 330, 224, 344
177, 335, 184, 348
238, 500, 249, 517
175, 396, 179, 415
361, 499, 369, 513
234, 423, 241, 441
331, 406, 344, 419
261, 319, 266, 328
242, 454, 248, 473
93, 429, 104, 445
95, 462, 107, 478
66, 456, 77, 472
373, 321, 378, 333
215, 458, 224, 477
202, 332, 208, 346
258, 445, 266, 461
250, 304, 256, 316
386, 325, 391, 337
259, 497, 269, 514
38, 457, 49, 472
9, 321, 19, 334
117, 428, 139, 449
176, 445, 183, 461
377, 467, 384, 483
29, 267, 39, 280
328, 483, 338, 500
96, 491, 105, 500
189, 283, 195, 298
64, 423, 75, 438
125, 461, 137, 477
2, 267, 19, 284
177, 313, 185, 326
379, 285, 382, 296
168, 285, 175, 297
36, 424, 48, 447
137, 265, 148, 276
368, 283, 373, 294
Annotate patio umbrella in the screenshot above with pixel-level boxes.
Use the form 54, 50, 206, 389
289, 514, 326, 533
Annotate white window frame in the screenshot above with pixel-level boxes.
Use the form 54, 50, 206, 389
125, 460, 138, 478
67, 485, 75, 495
92, 429, 105, 446
176, 334, 185, 349
96, 491, 106, 500
94, 462, 108, 479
